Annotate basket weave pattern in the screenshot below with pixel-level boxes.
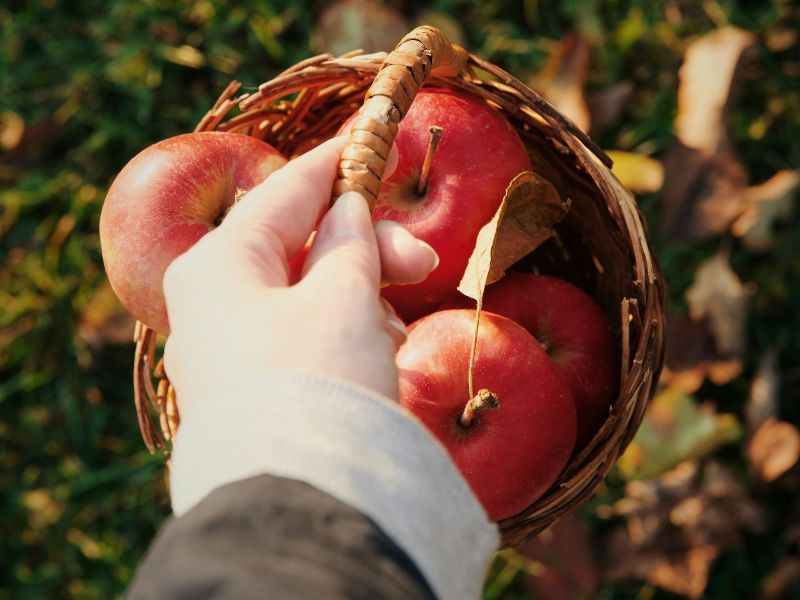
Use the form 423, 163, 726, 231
133, 27, 665, 545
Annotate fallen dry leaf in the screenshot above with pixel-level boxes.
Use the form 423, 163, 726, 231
587, 81, 634, 133
661, 142, 748, 241
660, 314, 742, 393
764, 24, 798, 53
312, 0, 409, 56
531, 32, 591, 132
747, 418, 800, 483
518, 514, 599, 600
745, 350, 780, 433
0, 111, 24, 151
458, 171, 569, 300
1, 113, 60, 163
606, 150, 664, 195
604, 459, 765, 599
733, 170, 800, 251
607, 536, 718, 600
661, 27, 757, 242
685, 251, 751, 357
675, 27, 756, 153
617, 387, 741, 481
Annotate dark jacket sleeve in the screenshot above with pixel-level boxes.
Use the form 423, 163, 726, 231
126, 474, 436, 600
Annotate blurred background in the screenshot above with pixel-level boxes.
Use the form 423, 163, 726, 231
1, 0, 799, 598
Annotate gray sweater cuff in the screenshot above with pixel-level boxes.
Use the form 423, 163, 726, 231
169, 371, 499, 600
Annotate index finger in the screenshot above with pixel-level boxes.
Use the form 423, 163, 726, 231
220, 135, 348, 260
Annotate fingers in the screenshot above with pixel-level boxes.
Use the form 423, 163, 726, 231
220, 135, 348, 261
302, 192, 381, 291
300, 193, 440, 292
382, 297, 407, 348
216, 136, 403, 290
296, 219, 439, 287
374, 221, 439, 286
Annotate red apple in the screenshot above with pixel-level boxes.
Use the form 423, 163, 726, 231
443, 273, 618, 447
100, 132, 287, 334
340, 88, 532, 321
397, 309, 576, 521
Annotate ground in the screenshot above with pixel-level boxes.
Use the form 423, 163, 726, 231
1, 1, 799, 598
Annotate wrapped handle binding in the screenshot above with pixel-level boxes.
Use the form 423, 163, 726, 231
333, 26, 468, 207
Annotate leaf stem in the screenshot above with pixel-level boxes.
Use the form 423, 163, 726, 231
467, 294, 483, 399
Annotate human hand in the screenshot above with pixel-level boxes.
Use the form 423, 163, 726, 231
162, 136, 439, 418
162, 138, 498, 600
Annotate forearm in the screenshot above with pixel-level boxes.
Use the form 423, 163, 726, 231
133, 372, 499, 599
128, 473, 436, 599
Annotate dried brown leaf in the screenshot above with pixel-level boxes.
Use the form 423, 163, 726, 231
606, 535, 718, 600
1, 113, 59, 163
764, 26, 798, 52
747, 418, 800, 483
660, 315, 742, 393
733, 170, 800, 251
519, 515, 599, 599
685, 252, 751, 358
676, 27, 756, 152
606, 150, 664, 194
532, 32, 591, 132
604, 461, 712, 598
587, 81, 634, 132
661, 142, 748, 241
457, 171, 569, 300
0, 112, 24, 151
312, 0, 409, 56
604, 460, 765, 599
661, 27, 756, 242
745, 350, 780, 432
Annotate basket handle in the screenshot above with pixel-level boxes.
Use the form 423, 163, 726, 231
333, 26, 468, 208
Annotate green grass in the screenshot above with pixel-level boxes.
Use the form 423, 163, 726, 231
2, 1, 799, 597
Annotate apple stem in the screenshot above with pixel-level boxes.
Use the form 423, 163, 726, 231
538, 337, 551, 353
459, 389, 500, 428
417, 125, 443, 195
214, 188, 249, 226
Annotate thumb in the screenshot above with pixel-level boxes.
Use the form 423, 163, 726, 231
301, 192, 381, 291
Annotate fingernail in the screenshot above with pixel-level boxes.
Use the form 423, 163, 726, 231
386, 314, 408, 340
329, 192, 370, 240
417, 239, 440, 272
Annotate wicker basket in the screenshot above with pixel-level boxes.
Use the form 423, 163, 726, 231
132, 26, 665, 546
